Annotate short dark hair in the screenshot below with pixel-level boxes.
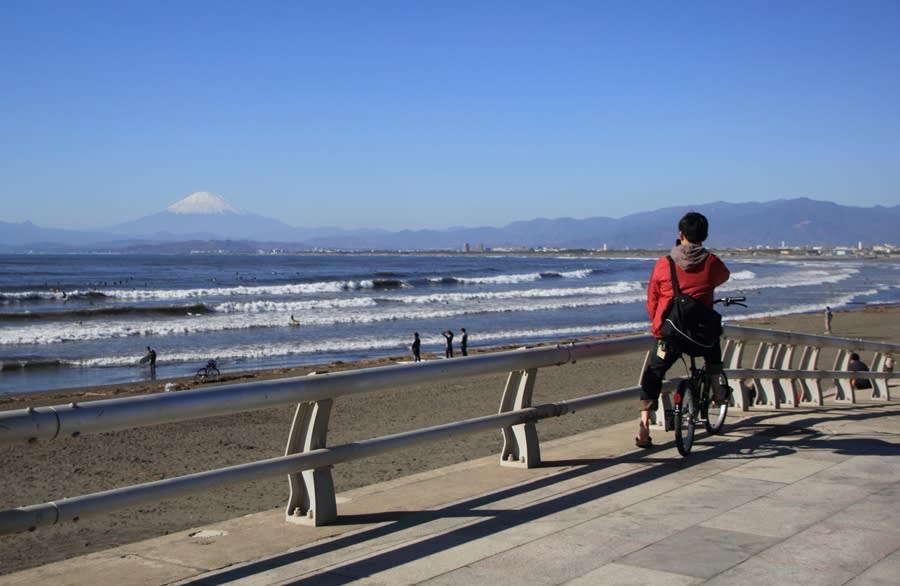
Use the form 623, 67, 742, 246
679, 212, 709, 244
850, 352, 860, 361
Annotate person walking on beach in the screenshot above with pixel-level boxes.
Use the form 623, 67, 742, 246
635, 212, 730, 449
442, 330, 454, 358
460, 328, 468, 356
411, 332, 421, 362
825, 306, 833, 334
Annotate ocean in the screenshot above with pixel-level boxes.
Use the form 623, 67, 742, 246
1, 252, 898, 395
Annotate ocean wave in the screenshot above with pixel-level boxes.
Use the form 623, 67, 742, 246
0, 288, 650, 346
726, 289, 879, 322
729, 270, 756, 281
718, 268, 856, 292
41, 279, 396, 302
214, 297, 377, 314
0, 303, 213, 322
455, 272, 544, 285
0, 357, 64, 371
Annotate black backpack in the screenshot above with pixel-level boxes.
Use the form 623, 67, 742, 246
660, 256, 722, 355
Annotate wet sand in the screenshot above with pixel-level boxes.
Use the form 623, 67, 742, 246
1, 305, 897, 574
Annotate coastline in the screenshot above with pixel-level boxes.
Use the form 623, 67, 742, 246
2, 302, 897, 410
3, 251, 896, 398
1, 304, 897, 574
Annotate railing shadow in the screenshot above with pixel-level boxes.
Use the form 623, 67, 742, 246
183, 403, 899, 585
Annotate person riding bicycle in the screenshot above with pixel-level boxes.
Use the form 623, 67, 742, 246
636, 212, 731, 448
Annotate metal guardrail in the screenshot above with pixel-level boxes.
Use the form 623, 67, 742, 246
0, 325, 896, 535
718, 324, 896, 410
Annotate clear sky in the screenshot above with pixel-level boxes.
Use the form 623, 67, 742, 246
2, 1, 898, 231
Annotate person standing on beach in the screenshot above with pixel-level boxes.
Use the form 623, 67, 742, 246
460, 328, 468, 356
442, 330, 454, 358
825, 306, 833, 334
636, 212, 730, 449
146, 346, 157, 369
411, 332, 421, 362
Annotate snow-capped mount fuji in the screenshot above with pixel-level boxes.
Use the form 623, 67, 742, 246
105, 192, 303, 241
166, 191, 239, 215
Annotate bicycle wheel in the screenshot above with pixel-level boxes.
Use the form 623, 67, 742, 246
674, 380, 697, 456
208, 366, 220, 380
195, 367, 208, 380
704, 375, 729, 434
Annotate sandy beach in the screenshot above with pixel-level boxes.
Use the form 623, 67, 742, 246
1, 305, 897, 575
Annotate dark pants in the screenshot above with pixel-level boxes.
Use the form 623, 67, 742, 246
639, 338, 723, 411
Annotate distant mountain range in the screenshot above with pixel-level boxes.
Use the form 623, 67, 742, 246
1, 193, 898, 252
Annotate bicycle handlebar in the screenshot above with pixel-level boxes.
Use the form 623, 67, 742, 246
715, 296, 747, 307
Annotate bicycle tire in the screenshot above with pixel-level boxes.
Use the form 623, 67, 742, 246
705, 388, 729, 435
195, 367, 208, 380
701, 372, 729, 434
674, 379, 697, 456
208, 366, 220, 379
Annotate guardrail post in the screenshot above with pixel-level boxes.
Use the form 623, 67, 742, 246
797, 344, 824, 405
750, 342, 778, 407
780, 344, 799, 408
499, 368, 540, 468
870, 352, 891, 401
284, 398, 336, 526
722, 338, 748, 410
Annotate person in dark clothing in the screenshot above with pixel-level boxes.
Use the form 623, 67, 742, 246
442, 330, 454, 358
848, 352, 872, 390
146, 346, 157, 369
411, 332, 421, 362
460, 328, 468, 356
636, 212, 730, 448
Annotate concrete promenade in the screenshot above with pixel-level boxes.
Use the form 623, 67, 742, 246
4, 401, 900, 585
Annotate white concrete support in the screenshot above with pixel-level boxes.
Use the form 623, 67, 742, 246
797, 344, 824, 405
779, 344, 799, 408
722, 339, 748, 410
869, 352, 891, 401
499, 368, 540, 467
750, 342, 785, 407
284, 399, 337, 526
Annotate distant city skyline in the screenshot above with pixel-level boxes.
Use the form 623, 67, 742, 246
2, 1, 898, 231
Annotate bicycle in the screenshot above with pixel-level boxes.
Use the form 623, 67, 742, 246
673, 296, 746, 456
195, 358, 220, 382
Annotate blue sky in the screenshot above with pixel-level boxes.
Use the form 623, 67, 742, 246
2, 1, 898, 231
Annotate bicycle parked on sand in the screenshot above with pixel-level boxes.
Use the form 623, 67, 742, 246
195, 358, 220, 382
673, 296, 746, 457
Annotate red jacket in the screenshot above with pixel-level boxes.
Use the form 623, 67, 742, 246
647, 247, 730, 338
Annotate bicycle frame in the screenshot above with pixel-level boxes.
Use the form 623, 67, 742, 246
671, 296, 744, 456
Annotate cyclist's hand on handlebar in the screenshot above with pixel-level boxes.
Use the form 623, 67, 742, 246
716, 296, 747, 307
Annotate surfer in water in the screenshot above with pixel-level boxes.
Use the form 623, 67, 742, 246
145, 346, 157, 369
290, 314, 300, 326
